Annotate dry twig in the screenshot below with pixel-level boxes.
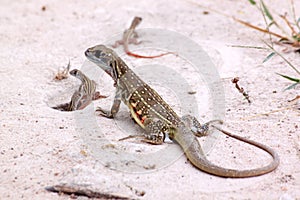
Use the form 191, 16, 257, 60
55, 60, 70, 80
231, 77, 251, 103
46, 184, 130, 199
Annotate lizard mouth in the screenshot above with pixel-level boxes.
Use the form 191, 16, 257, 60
84, 48, 94, 59
84, 50, 89, 58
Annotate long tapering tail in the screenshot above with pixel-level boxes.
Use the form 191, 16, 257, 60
173, 124, 279, 178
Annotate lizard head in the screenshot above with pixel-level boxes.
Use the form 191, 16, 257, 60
69, 69, 89, 83
69, 69, 79, 77
85, 45, 129, 84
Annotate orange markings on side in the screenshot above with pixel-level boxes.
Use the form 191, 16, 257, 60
141, 115, 147, 124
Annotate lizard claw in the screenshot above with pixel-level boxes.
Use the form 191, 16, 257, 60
95, 107, 114, 118
95, 107, 107, 115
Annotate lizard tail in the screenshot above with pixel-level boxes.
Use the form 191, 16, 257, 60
126, 51, 174, 59
173, 125, 280, 178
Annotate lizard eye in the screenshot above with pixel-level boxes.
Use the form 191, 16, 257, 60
95, 50, 101, 58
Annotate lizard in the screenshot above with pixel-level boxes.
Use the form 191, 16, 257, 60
85, 44, 280, 178
52, 69, 107, 111
67, 69, 107, 111
112, 16, 174, 59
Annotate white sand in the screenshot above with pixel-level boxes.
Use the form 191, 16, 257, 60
1, 0, 299, 199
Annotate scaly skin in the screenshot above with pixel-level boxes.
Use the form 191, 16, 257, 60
52, 69, 106, 111
85, 44, 280, 178
69, 69, 107, 111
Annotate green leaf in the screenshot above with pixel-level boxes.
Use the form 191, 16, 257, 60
276, 73, 300, 82
292, 35, 300, 42
248, 0, 256, 5
284, 82, 299, 91
263, 52, 276, 63
297, 17, 300, 25
260, 0, 273, 21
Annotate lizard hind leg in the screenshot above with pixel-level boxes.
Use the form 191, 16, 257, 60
181, 114, 223, 137
96, 89, 121, 118
118, 118, 166, 145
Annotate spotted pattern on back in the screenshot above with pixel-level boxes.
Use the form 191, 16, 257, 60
123, 70, 181, 128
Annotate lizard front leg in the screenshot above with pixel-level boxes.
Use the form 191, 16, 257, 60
181, 115, 222, 137
96, 88, 121, 118
68, 90, 83, 111
77, 94, 92, 110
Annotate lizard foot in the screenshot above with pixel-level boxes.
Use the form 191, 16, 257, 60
95, 107, 114, 118
181, 114, 223, 137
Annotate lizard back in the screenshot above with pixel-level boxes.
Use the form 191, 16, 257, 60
118, 66, 181, 129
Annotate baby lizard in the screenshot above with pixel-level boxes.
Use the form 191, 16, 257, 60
67, 69, 107, 111
113, 16, 173, 59
53, 69, 107, 111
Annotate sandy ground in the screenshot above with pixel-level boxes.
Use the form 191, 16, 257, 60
1, 0, 300, 199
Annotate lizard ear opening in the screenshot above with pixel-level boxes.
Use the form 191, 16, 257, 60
110, 60, 119, 79
109, 62, 114, 68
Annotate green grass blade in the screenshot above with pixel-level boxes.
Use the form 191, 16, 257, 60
263, 41, 300, 75
267, 21, 275, 28
230, 45, 269, 50
248, 0, 256, 5
292, 35, 300, 42
263, 52, 276, 63
260, 0, 274, 21
284, 82, 299, 91
276, 73, 300, 83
